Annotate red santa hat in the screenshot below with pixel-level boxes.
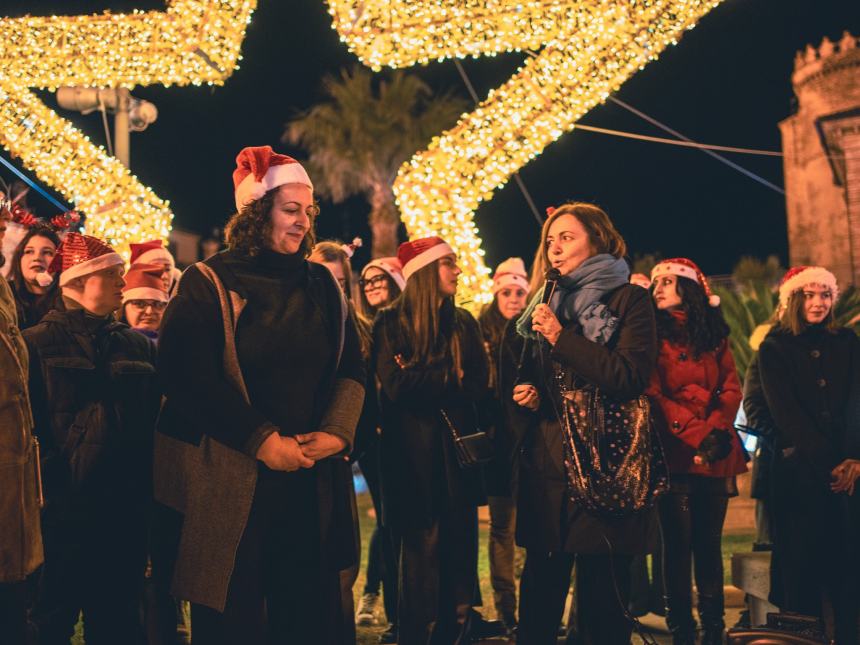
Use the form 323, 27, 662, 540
361, 256, 406, 291
492, 257, 529, 294
778, 266, 838, 308
629, 273, 652, 290
232, 146, 313, 211
122, 263, 169, 303
130, 239, 175, 270
651, 258, 720, 307
397, 236, 455, 281
49, 232, 124, 287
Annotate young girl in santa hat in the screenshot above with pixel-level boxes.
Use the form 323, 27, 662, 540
371, 236, 488, 645
477, 257, 530, 633
757, 266, 860, 644
646, 258, 746, 645
7, 224, 63, 329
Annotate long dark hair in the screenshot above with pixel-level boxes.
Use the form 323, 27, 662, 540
478, 295, 507, 352
224, 189, 317, 258
8, 224, 61, 292
655, 276, 730, 357
391, 260, 462, 386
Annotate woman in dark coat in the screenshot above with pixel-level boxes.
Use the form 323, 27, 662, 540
372, 236, 488, 644
514, 202, 658, 645
154, 146, 365, 645
758, 266, 860, 645
355, 256, 405, 643
7, 224, 64, 329
477, 257, 530, 632
646, 258, 746, 645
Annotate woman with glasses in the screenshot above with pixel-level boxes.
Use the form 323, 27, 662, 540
120, 263, 169, 340
354, 257, 405, 642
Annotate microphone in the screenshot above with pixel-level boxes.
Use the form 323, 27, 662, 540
542, 268, 561, 305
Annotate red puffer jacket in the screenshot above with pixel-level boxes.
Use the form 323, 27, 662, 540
647, 335, 747, 477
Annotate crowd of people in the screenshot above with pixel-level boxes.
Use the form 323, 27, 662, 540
0, 145, 858, 645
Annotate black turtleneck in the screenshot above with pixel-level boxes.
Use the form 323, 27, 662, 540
227, 249, 333, 438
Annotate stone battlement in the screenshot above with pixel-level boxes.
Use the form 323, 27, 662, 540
793, 31, 859, 87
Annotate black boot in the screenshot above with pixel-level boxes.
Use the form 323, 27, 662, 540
698, 593, 725, 645
665, 595, 697, 645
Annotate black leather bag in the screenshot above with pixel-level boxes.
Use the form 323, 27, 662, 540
441, 409, 494, 468
559, 383, 668, 518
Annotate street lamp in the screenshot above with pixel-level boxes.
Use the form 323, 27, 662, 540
56, 87, 158, 168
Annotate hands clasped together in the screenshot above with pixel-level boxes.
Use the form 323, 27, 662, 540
255, 431, 346, 472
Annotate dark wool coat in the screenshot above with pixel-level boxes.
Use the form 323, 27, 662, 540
24, 308, 159, 504
372, 302, 488, 530
515, 283, 659, 554
0, 276, 43, 582
154, 251, 365, 611
646, 337, 747, 477
743, 354, 777, 500
758, 325, 860, 482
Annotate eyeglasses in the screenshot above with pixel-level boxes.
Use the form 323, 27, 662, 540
127, 299, 167, 311
359, 275, 388, 290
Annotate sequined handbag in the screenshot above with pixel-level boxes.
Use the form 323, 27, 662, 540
559, 384, 668, 518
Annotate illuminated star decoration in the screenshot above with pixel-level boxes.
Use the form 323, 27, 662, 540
0, 1, 256, 258
328, 0, 724, 308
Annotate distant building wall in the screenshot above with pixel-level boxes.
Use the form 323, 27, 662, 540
779, 32, 860, 286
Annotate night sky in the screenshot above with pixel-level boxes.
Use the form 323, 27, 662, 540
5, 1, 860, 275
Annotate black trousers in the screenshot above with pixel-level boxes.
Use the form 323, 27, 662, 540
191, 474, 346, 645
518, 550, 634, 645
770, 453, 860, 645
398, 504, 478, 645
34, 503, 148, 645
360, 448, 399, 625
658, 488, 729, 635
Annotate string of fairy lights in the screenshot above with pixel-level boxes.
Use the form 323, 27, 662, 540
328, 0, 723, 308
0, 0, 256, 257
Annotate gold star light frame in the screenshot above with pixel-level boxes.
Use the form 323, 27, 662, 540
0, 1, 255, 256
328, 0, 724, 307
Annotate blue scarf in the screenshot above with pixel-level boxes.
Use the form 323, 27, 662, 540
516, 254, 629, 344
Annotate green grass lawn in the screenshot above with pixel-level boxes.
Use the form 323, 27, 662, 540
69, 489, 753, 644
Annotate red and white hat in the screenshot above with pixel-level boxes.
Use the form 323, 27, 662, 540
122, 263, 169, 303
233, 146, 313, 211
778, 266, 838, 308
492, 257, 529, 294
651, 258, 720, 307
49, 232, 124, 287
397, 236, 455, 281
130, 239, 175, 270
362, 256, 406, 290
630, 273, 652, 290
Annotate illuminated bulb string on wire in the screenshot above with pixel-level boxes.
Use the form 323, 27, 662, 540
328, 0, 724, 310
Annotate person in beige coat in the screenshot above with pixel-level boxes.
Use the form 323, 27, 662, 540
0, 206, 43, 644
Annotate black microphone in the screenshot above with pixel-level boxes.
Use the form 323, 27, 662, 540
542, 268, 561, 305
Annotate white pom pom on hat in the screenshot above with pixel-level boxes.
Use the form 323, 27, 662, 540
651, 258, 720, 307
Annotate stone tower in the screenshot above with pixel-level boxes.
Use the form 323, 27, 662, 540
779, 32, 860, 286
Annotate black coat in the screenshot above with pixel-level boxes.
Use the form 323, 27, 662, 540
373, 301, 488, 529
515, 283, 659, 554
743, 354, 777, 500
23, 308, 160, 513
758, 325, 860, 484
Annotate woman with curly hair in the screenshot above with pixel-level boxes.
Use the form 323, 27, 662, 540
646, 258, 746, 645
155, 147, 365, 644
758, 266, 860, 644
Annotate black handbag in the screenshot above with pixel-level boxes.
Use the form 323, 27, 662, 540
441, 409, 494, 468
559, 382, 668, 518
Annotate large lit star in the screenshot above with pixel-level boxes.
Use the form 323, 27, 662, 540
0, 1, 256, 256
328, 0, 723, 308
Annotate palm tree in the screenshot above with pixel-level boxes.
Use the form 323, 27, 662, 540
283, 65, 468, 258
